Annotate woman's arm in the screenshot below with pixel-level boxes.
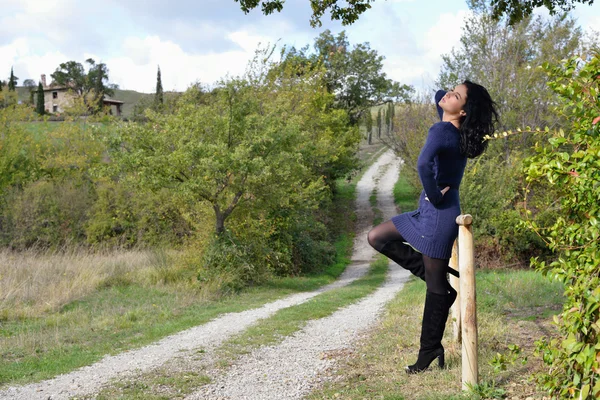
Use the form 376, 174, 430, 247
417, 125, 447, 206
435, 90, 446, 121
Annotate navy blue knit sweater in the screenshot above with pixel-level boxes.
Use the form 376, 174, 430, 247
418, 90, 467, 205
391, 90, 467, 259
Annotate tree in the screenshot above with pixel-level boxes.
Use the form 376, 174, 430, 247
365, 110, 373, 145
376, 108, 382, 139
105, 47, 358, 237
23, 79, 36, 105
8, 67, 18, 91
489, 0, 595, 25
438, 0, 582, 151
282, 30, 414, 124
36, 82, 45, 115
155, 66, 164, 109
234, 0, 375, 27
50, 59, 118, 113
385, 103, 391, 135
388, 101, 395, 133
235, 0, 594, 27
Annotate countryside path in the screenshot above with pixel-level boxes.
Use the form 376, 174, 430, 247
187, 149, 411, 399
0, 148, 408, 400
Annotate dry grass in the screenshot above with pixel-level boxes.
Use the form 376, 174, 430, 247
0, 248, 182, 320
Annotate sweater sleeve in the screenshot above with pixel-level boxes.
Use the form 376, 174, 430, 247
435, 90, 446, 121
417, 124, 447, 206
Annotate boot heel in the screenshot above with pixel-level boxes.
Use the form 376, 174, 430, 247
437, 353, 445, 369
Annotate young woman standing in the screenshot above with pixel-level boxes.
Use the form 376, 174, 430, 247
368, 81, 498, 373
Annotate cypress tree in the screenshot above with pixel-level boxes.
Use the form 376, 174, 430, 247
94, 70, 104, 112
376, 108, 382, 139
389, 102, 395, 132
155, 66, 164, 108
36, 82, 45, 115
8, 67, 17, 91
365, 111, 373, 145
384, 107, 390, 135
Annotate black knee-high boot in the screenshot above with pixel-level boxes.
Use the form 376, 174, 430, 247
406, 290, 452, 374
378, 241, 426, 281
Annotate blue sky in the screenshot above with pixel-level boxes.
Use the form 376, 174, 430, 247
1, 0, 600, 94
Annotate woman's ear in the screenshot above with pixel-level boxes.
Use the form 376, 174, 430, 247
460, 110, 467, 117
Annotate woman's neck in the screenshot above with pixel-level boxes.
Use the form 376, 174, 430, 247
442, 113, 461, 129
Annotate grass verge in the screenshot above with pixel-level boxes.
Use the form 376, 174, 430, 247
393, 172, 419, 213
306, 269, 563, 399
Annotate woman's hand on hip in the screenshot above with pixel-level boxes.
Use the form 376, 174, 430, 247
440, 186, 450, 196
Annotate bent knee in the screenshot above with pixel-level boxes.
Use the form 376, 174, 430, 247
367, 228, 380, 250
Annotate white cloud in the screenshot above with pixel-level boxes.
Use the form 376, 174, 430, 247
423, 10, 471, 62
107, 32, 274, 92
0, 37, 68, 83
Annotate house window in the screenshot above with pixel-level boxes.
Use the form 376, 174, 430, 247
52, 105, 58, 112
52, 91, 58, 99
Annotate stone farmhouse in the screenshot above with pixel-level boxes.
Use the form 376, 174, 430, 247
40, 74, 124, 116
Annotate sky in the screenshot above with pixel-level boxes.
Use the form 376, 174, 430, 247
1, 0, 600, 94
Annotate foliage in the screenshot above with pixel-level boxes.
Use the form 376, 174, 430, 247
23, 79, 36, 105
490, 0, 595, 25
459, 140, 553, 264
2, 179, 94, 248
8, 67, 18, 92
438, 0, 582, 140
155, 66, 164, 109
281, 30, 414, 123
0, 106, 40, 195
522, 54, 600, 399
364, 108, 373, 144
234, 0, 375, 27
85, 180, 193, 248
36, 83, 45, 114
102, 46, 358, 279
234, 0, 595, 27
131, 90, 182, 121
376, 107, 382, 139
50, 59, 118, 113
379, 98, 436, 191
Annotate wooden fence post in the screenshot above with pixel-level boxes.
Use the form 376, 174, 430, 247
456, 214, 478, 390
449, 240, 460, 342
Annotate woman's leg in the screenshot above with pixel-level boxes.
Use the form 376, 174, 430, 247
367, 220, 425, 281
407, 255, 456, 374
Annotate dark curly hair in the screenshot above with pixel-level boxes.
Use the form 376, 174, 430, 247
458, 80, 499, 158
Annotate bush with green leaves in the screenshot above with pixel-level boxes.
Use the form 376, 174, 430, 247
103, 46, 359, 284
459, 140, 553, 265
522, 54, 600, 399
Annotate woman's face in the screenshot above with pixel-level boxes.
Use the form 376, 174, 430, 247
439, 84, 467, 116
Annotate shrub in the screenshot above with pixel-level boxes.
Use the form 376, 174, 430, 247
522, 55, 600, 399
1, 179, 94, 249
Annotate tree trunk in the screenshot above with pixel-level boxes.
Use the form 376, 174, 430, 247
214, 206, 226, 236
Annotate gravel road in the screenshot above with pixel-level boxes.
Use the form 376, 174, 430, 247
0, 148, 406, 400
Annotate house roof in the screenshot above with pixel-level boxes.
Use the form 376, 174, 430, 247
103, 97, 124, 105
43, 86, 70, 92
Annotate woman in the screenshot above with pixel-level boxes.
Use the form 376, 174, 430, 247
367, 80, 498, 374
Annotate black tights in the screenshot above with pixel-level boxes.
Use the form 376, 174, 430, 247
367, 220, 450, 295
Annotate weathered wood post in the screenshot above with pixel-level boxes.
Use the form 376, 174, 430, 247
449, 240, 461, 342
456, 214, 478, 390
